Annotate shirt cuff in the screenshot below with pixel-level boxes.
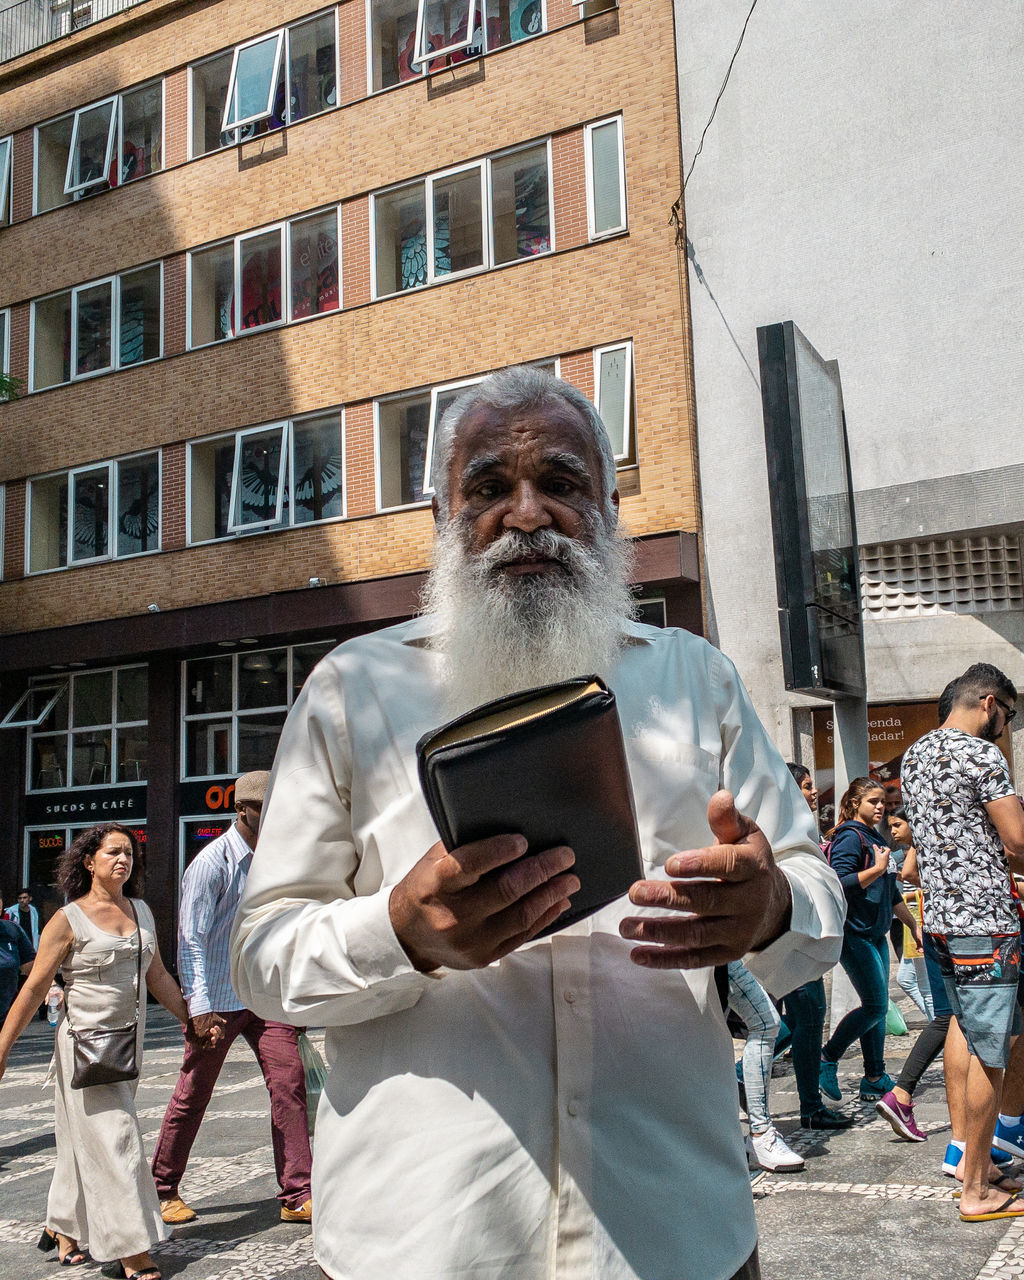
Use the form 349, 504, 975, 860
339, 889, 427, 987
186, 992, 211, 1017
744, 861, 844, 998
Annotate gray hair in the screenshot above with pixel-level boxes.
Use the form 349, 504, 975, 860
431, 366, 618, 525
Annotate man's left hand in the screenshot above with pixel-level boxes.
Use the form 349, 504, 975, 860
620, 790, 792, 969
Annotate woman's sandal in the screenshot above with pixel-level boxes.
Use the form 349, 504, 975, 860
124, 1270, 161, 1280
37, 1228, 89, 1265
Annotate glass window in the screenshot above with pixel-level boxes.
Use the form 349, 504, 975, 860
182, 643, 330, 779
238, 648, 288, 709
286, 12, 338, 122
189, 243, 234, 347
377, 391, 431, 508
25, 666, 147, 791
369, 0, 423, 89
0, 135, 11, 225
116, 453, 159, 556
289, 210, 340, 320
0, 309, 9, 383
119, 265, 161, 366
185, 656, 233, 715
431, 165, 484, 278
237, 227, 284, 332
27, 472, 69, 572
73, 279, 114, 377
229, 423, 288, 532
194, 15, 337, 156
594, 341, 635, 462
191, 413, 342, 542
70, 465, 112, 563
27, 452, 159, 573
0, 683, 67, 730
64, 98, 117, 196
413, 0, 479, 71
119, 82, 162, 183
223, 31, 285, 134
586, 117, 626, 238
490, 144, 551, 264
26, 828, 68, 924
374, 183, 427, 295
35, 114, 75, 214
188, 435, 235, 542
290, 414, 343, 524
191, 51, 234, 156
32, 267, 161, 390
32, 291, 73, 391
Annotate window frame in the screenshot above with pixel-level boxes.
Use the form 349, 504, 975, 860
374, 357, 560, 512
584, 115, 627, 240
0, 307, 9, 379
70, 274, 117, 380
0, 135, 12, 224
22, 665, 148, 793
286, 205, 342, 323
188, 411, 345, 544
29, 263, 164, 392
234, 221, 287, 335
370, 141, 554, 300
227, 420, 290, 533
190, 9, 340, 158
0, 683, 68, 730
63, 95, 119, 198
180, 641, 333, 782
25, 448, 163, 575
593, 340, 634, 463
412, 0, 481, 70
221, 29, 287, 137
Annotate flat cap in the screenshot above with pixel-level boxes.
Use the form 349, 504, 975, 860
235, 770, 270, 806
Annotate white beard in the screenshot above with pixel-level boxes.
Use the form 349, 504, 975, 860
421, 518, 637, 716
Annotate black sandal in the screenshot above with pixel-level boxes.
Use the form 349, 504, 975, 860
124, 1270, 161, 1280
59, 1251, 90, 1267
37, 1228, 57, 1253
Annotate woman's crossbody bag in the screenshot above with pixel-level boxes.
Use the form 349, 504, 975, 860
65, 900, 141, 1090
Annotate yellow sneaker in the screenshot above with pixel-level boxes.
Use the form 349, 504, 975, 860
280, 1199, 312, 1223
159, 1195, 197, 1224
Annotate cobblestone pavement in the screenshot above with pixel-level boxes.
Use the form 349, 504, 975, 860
4, 991, 1024, 1279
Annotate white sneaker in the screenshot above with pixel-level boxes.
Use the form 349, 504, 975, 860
746, 1125, 805, 1172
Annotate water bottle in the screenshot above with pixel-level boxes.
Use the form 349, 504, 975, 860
46, 985, 61, 1026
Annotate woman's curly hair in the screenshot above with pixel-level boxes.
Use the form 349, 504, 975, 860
57, 822, 145, 902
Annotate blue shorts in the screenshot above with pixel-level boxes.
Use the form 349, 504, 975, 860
931, 933, 1023, 1068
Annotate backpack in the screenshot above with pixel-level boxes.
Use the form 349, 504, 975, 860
821, 822, 874, 870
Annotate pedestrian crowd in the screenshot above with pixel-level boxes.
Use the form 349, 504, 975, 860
0, 368, 1022, 1280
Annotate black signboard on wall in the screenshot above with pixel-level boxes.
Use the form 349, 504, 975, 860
25, 784, 147, 827
757, 321, 866, 699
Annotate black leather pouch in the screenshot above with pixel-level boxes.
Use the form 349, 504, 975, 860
416, 676, 643, 936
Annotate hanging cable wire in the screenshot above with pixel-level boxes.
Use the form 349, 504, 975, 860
683, 0, 760, 188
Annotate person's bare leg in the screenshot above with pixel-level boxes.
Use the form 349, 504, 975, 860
946, 1017, 969, 1143
959, 1058, 1015, 1216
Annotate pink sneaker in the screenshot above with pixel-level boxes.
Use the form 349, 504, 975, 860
875, 1090, 927, 1142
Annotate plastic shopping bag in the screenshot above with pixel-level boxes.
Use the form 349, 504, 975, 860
885, 998, 908, 1036
297, 1032, 328, 1136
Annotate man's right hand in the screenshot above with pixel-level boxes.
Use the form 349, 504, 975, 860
388, 834, 579, 972
188, 1012, 226, 1050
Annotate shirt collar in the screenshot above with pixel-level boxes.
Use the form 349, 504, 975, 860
225, 822, 255, 865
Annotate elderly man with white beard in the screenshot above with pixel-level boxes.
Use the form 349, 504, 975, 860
231, 366, 845, 1280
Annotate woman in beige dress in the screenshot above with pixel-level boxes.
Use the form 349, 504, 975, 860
0, 822, 194, 1280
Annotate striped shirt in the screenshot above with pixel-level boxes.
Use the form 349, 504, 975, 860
178, 822, 253, 1015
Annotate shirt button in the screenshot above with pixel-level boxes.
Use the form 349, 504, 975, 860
567, 1099, 579, 1116
563, 989, 576, 1003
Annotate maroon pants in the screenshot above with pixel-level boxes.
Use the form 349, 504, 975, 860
152, 1009, 312, 1210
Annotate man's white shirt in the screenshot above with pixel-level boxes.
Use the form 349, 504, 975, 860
232, 616, 844, 1280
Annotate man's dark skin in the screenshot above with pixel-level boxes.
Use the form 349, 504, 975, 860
188, 797, 263, 1049
388, 398, 793, 973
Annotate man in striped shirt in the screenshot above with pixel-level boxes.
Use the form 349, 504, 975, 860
152, 770, 312, 1226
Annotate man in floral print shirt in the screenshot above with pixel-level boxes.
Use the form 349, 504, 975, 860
902, 663, 1024, 1222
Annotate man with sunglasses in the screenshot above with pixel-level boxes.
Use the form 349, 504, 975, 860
902, 663, 1024, 1223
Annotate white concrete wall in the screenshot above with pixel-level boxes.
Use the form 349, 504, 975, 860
675, 0, 1024, 749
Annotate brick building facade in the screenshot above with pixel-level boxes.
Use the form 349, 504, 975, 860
0, 0, 699, 956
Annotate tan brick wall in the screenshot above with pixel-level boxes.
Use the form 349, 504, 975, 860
338, 0, 367, 106
161, 441, 186, 549
344, 400, 375, 517
341, 197, 370, 307
163, 254, 187, 356
163, 69, 189, 170
10, 129, 33, 222
4, 480, 25, 581
550, 129, 587, 251
0, 0, 698, 635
